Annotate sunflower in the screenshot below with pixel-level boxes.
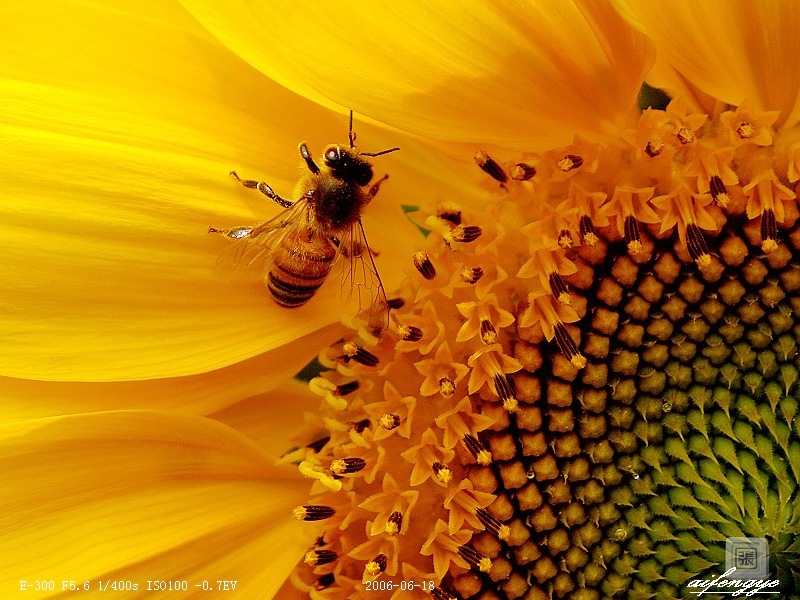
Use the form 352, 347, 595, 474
2, 1, 799, 599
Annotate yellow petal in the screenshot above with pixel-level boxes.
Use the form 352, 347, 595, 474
0, 1, 468, 381
0, 1, 314, 379
0, 324, 341, 423
274, 578, 311, 599
618, 0, 800, 128
182, 0, 653, 151
209, 380, 321, 453
636, 58, 720, 116
0, 411, 313, 597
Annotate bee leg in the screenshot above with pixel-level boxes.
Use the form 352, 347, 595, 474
299, 143, 320, 175
365, 174, 389, 202
229, 171, 294, 208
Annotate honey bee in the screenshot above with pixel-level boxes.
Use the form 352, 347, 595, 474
210, 111, 399, 339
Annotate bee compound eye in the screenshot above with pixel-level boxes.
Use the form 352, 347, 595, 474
355, 165, 373, 186
325, 147, 340, 163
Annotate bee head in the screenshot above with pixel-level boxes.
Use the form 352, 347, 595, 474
323, 144, 373, 187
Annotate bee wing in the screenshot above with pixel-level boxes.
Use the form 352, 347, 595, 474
211, 199, 312, 271
335, 218, 389, 340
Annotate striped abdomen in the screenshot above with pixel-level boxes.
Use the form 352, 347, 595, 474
267, 228, 337, 307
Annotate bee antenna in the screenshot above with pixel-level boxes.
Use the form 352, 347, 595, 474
348, 110, 356, 148
360, 147, 400, 157
349, 110, 398, 156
